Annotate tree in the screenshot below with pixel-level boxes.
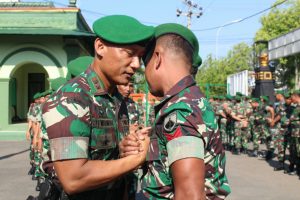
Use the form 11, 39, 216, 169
255, 0, 300, 41
195, 42, 253, 96
255, 0, 300, 89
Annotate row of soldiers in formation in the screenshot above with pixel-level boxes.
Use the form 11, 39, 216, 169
25, 56, 157, 200
210, 90, 300, 176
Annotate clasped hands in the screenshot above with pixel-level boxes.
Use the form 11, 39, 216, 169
119, 124, 151, 158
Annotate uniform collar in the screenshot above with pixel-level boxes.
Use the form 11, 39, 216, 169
164, 75, 195, 99
85, 66, 120, 98
155, 75, 196, 110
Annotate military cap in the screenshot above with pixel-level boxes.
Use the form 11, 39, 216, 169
66, 56, 93, 80
93, 15, 154, 45
153, 23, 201, 68
219, 96, 225, 100
225, 94, 233, 100
50, 77, 67, 91
251, 98, 259, 103
236, 92, 243, 96
275, 90, 284, 95
284, 92, 291, 98
33, 92, 41, 100
43, 89, 52, 96
260, 95, 269, 101
235, 95, 241, 101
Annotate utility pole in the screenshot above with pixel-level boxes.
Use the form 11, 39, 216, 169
176, 0, 203, 29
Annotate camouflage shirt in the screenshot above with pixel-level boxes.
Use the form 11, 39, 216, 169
125, 97, 139, 125
142, 76, 231, 200
42, 67, 129, 199
289, 103, 300, 137
27, 103, 36, 121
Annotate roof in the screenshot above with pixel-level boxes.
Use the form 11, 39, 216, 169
0, 2, 93, 37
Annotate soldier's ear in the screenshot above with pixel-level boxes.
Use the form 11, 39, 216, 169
94, 38, 106, 58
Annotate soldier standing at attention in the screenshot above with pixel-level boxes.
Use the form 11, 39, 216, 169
288, 90, 300, 176
42, 15, 154, 199
117, 80, 139, 126
26, 93, 40, 176
273, 91, 288, 171
120, 23, 231, 199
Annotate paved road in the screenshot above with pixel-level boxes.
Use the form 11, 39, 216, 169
0, 140, 300, 200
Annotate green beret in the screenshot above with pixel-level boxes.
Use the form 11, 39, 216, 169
235, 95, 241, 101
93, 15, 154, 45
50, 77, 67, 91
225, 94, 233, 100
260, 95, 269, 101
236, 92, 243, 96
33, 92, 41, 100
251, 98, 259, 103
192, 55, 202, 68
43, 89, 52, 96
67, 56, 93, 80
154, 23, 201, 68
284, 92, 291, 98
219, 96, 225, 100
276, 90, 284, 95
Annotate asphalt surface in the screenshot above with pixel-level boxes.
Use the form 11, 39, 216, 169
0, 140, 300, 200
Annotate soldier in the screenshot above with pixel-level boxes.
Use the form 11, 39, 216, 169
272, 91, 288, 171
41, 15, 153, 199
117, 80, 139, 126
137, 98, 145, 125
26, 93, 40, 176
147, 98, 156, 127
121, 23, 231, 199
231, 94, 250, 155
260, 95, 275, 160
287, 90, 300, 176
117, 80, 140, 200
27, 56, 94, 200
249, 98, 263, 157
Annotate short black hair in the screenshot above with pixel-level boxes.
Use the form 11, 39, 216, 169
158, 34, 193, 66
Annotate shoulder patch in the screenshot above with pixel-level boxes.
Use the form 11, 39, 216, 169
164, 111, 177, 132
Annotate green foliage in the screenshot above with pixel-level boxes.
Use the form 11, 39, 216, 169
195, 43, 253, 96
133, 67, 147, 93
255, 0, 300, 41
255, 0, 300, 89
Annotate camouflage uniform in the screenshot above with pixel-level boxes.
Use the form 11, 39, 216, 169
125, 97, 139, 125
225, 100, 234, 150
42, 67, 129, 200
137, 101, 145, 125
148, 102, 156, 127
289, 103, 300, 170
218, 102, 228, 146
274, 101, 288, 162
252, 103, 268, 151
142, 76, 231, 199
232, 100, 250, 153
33, 104, 43, 179
27, 103, 36, 165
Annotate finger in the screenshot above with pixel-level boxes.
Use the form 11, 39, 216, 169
123, 151, 139, 157
123, 146, 140, 152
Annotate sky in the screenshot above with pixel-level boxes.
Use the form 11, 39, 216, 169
44, 0, 280, 60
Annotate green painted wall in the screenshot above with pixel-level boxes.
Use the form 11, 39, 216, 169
0, 79, 9, 129
11, 63, 49, 120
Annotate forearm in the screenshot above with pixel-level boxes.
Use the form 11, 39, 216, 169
55, 155, 143, 195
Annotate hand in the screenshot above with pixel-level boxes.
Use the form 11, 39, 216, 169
136, 134, 150, 164
119, 127, 152, 158
37, 138, 43, 152
25, 131, 30, 141
119, 133, 140, 158
32, 136, 39, 150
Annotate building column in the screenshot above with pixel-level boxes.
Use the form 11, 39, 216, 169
0, 78, 10, 129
